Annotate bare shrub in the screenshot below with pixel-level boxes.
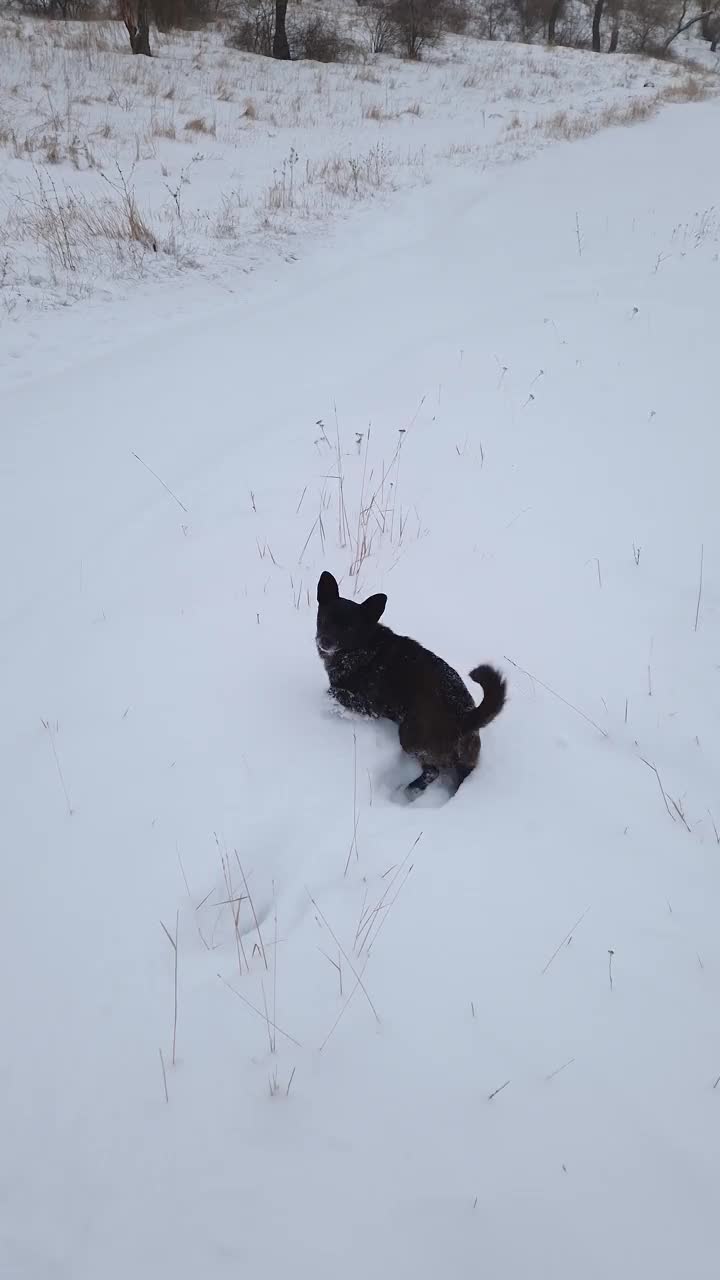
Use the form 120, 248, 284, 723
14, 0, 98, 18
554, 4, 591, 46
442, 0, 473, 32
360, 0, 398, 52
226, 0, 274, 55
151, 0, 215, 30
11, 165, 157, 276
618, 0, 671, 50
388, 0, 448, 57
293, 13, 360, 62
507, 0, 549, 40
474, 0, 511, 39
306, 142, 393, 198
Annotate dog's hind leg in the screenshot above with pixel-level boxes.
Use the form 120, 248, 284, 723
405, 765, 439, 798
453, 764, 474, 792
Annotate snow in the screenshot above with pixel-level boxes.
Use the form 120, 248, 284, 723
0, 12, 712, 380
2, 21, 720, 1280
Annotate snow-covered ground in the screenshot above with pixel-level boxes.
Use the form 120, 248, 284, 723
2, 19, 720, 1280
0, 11, 714, 381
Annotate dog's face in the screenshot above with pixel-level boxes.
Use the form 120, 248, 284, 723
316, 571, 387, 659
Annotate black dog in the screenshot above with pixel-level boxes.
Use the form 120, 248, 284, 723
316, 571, 506, 799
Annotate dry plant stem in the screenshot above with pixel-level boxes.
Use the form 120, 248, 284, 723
638, 756, 676, 824
131, 450, 187, 513
333, 403, 350, 550
545, 1057, 575, 1081
178, 845, 213, 953
272, 888, 279, 1053
344, 730, 360, 876
235, 853, 267, 969
218, 976, 301, 1048
355, 832, 422, 952
670, 796, 691, 833
541, 907, 590, 975
694, 543, 704, 632
504, 656, 608, 739
488, 1079, 511, 1101
261, 980, 275, 1054
221, 853, 248, 975
160, 912, 179, 1066
319, 965, 367, 1052
365, 864, 414, 956
176, 845, 191, 897
318, 947, 343, 996
350, 427, 372, 581
159, 1048, 169, 1103
41, 719, 73, 815
308, 892, 380, 1024
298, 513, 321, 563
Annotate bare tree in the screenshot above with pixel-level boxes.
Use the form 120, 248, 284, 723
608, 0, 621, 47
547, 0, 564, 42
228, 0, 274, 55
475, 0, 508, 39
509, 0, 547, 39
120, 0, 152, 53
662, 0, 718, 49
699, 6, 718, 39
273, 0, 291, 57
592, 0, 605, 49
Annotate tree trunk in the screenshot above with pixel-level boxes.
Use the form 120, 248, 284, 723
592, 0, 604, 51
133, 4, 152, 55
609, 17, 620, 50
547, 0, 563, 44
273, 0, 291, 58
121, 0, 152, 55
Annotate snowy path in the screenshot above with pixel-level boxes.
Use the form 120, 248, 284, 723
2, 101, 720, 1279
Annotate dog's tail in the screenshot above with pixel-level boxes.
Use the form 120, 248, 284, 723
462, 664, 507, 732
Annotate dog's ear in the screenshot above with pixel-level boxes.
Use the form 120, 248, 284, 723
317, 571, 339, 605
362, 593, 387, 624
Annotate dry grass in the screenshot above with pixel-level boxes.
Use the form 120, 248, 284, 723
355, 66, 382, 84
531, 72, 714, 146
363, 102, 390, 121
184, 115, 216, 135
7, 165, 157, 276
